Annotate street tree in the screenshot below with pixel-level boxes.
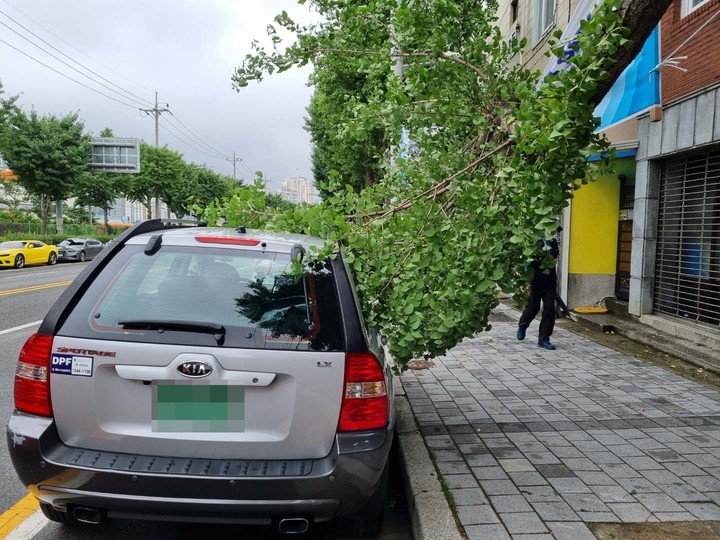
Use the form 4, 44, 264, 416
214, 0, 631, 368
0, 80, 19, 136
305, 44, 388, 196
125, 142, 184, 219
0, 109, 90, 234
163, 164, 236, 218
0, 178, 27, 211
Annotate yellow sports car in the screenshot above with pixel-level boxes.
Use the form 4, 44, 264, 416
0, 240, 58, 269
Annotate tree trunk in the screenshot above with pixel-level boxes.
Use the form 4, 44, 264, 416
591, 0, 673, 105
146, 195, 152, 219
104, 208, 109, 235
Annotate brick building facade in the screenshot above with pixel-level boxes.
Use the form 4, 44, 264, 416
660, 0, 720, 103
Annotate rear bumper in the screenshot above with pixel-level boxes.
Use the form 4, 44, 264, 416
7, 412, 393, 524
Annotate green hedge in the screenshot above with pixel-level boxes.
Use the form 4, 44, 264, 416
0, 232, 118, 245
0, 222, 127, 237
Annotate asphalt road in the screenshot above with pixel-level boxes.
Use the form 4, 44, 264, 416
0, 261, 87, 514
0, 261, 412, 539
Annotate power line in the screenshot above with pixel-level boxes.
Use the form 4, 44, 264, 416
164, 107, 232, 155
0, 36, 139, 109
166, 111, 230, 159
0, 16, 151, 108
158, 119, 230, 163
0, 1, 252, 177
0, 0, 156, 94
0, 7, 154, 107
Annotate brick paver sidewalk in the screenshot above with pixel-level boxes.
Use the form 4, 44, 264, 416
400, 305, 720, 540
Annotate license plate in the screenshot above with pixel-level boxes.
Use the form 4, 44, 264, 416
152, 383, 245, 433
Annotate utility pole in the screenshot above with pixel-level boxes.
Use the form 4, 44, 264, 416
226, 151, 242, 182
140, 92, 170, 218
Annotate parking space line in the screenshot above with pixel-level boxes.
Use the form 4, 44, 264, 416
0, 321, 42, 337
4, 509, 45, 540
0, 494, 39, 539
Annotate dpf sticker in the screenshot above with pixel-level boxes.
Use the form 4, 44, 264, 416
51, 353, 93, 377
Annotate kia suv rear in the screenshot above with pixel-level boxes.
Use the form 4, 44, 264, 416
7, 219, 394, 537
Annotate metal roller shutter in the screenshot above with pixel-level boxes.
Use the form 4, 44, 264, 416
654, 149, 720, 326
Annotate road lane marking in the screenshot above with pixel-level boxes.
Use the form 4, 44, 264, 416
0, 494, 39, 539
0, 321, 43, 336
0, 281, 72, 297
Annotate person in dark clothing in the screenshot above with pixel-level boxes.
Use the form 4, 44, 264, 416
517, 237, 559, 350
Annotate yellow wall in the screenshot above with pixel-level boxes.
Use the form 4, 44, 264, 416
568, 158, 635, 275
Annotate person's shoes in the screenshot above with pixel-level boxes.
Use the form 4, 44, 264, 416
538, 339, 556, 350
517, 327, 526, 341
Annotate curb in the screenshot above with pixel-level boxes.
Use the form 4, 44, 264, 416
394, 394, 463, 540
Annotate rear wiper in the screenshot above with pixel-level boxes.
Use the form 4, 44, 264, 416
119, 319, 226, 345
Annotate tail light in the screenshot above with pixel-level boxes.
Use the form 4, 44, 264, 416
14, 333, 53, 417
338, 352, 388, 432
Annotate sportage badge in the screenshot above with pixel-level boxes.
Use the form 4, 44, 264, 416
177, 361, 213, 378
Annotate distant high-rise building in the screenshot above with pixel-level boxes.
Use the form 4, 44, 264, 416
278, 177, 320, 205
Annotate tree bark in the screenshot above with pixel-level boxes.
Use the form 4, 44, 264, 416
591, 0, 672, 105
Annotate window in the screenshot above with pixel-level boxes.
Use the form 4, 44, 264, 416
61, 245, 344, 351
682, 0, 712, 16
534, 0, 555, 43
511, 0, 519, 24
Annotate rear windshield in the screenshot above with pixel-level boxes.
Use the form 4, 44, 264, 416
59, 244, 344, 351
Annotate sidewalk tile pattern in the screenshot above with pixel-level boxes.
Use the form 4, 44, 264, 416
401, 308, 720, 539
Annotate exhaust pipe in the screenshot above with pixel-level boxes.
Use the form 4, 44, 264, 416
71, 506, 103, 525
277, 517, 310, 534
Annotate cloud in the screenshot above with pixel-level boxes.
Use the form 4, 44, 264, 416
0, 0, 316, 190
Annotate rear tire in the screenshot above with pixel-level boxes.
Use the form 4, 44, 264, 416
47, 252, 57, 266
340, 461, 389, 538
14, 254, 24, 269
79, 250, 86, 262
40, 502, 81, 525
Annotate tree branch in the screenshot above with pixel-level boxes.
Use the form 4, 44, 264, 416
316, 48, 486, 79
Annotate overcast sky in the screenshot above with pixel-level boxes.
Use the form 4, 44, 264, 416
0, 0, 318, 191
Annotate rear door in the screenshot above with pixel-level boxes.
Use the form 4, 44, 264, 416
89, 239, 103, 258
52, 240, 347, 460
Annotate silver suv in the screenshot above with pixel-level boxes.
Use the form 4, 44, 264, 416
8, 220, 394, 537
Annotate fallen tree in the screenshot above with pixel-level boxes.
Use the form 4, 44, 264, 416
206, 0, 632, 368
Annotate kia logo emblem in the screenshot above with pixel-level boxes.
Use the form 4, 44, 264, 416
177, 361, 213, 378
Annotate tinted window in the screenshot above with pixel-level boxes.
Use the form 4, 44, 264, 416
60, 244, 344, 351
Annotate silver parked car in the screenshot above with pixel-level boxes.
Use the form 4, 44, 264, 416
57, 237, 105, 262
8, 220, 394, 537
